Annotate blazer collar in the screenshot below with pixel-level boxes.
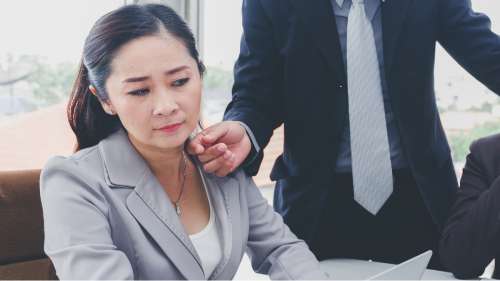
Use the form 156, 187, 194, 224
98, 129, 204, 278
290, 0, 346, 82
290, 0, 414, 82
202, 173, 243, 279
98, 128, 148, 188
98, 129, 243, 279
126, 168, 205, 279
334, 0, 384, 21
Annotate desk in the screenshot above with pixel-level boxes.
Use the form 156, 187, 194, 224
319, 259, 456, 280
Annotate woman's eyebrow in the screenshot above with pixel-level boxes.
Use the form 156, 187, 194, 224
165, 65, 189, 75
122, 66, 189, 83
122, 76, 149, 83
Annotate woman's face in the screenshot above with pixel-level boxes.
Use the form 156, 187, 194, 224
101, 32, 202, 152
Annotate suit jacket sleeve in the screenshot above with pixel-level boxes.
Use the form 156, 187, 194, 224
236, 171, 329, 280
440, 140, 500, 279
438, 0, 500, 94
40, 156, 135, 280
223, 0, 285, 175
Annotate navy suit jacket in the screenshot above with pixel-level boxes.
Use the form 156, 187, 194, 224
440, 133, 500, 279
224, 0, 500, 233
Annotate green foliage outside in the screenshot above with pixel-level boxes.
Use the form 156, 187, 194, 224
1, 55, 76, 108
4, 55, 500, 165
3, 57, 233, 112
28, 61, 76, 107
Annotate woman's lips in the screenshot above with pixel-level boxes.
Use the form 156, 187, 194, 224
158, 122, 183, 133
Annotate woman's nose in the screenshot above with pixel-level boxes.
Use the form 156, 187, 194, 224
152, 91, 179, 116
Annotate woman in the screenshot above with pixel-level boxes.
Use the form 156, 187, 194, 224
40, 4, 328, 280
440, 133, 500, 279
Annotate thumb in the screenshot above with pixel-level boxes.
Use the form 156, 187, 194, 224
201, 123, 230, 145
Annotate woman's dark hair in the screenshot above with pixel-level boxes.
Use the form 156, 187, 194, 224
68, 4, 205, 151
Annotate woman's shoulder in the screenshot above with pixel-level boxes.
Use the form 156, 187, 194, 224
40, 143, 107, 196
42, 144, 102, 176
40, 144, 112, 227
225, 168, 262, 199
206, 168, 251, 186
201, 168, 255, 199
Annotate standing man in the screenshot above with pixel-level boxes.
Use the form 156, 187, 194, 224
189, 0, 500, 269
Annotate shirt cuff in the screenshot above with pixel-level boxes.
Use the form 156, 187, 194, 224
236, 121, 261, 167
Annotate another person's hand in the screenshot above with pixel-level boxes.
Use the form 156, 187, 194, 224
187, 121, 251, 177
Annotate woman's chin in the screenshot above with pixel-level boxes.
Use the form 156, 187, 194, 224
152, 134, 189, 150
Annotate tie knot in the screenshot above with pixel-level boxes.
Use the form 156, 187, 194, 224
353, 0, 365, 4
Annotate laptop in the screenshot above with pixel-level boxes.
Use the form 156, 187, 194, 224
367, 250, 433, 280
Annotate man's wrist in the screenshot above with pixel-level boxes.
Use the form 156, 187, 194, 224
236, 121, 261, 167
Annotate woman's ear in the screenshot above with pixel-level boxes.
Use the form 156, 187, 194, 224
89, 85, 116, 115
101, 101, 117, 115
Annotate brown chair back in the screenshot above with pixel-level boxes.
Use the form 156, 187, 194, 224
0, 169, 57, 279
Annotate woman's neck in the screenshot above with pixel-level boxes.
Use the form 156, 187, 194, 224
128, 136, 186, 180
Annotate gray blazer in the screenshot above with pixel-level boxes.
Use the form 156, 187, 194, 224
40, 129, 328, 280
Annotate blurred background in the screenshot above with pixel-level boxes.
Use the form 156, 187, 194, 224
0, 0, 498, 279
1, 0, 499, 183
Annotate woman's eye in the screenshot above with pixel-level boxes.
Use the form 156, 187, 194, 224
172, 78, 189, 87
128, 88, 149, 96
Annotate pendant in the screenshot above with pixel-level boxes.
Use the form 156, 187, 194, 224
175, 203, 181, 216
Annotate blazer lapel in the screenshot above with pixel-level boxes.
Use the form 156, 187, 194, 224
289, 0, 415, 84
126, 169, 205, 280
289, 0, 346, 82
201, 172, 243, 279
99, 129, 204, 279
382, 0, 415, 76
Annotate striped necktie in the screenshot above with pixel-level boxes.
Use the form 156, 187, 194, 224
347, 0, 393, 215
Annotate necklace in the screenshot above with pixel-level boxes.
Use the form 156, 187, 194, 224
173, 151, 188, 216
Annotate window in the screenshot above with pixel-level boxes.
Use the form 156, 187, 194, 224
0, 0, 124, 170
1, 0, 499, 185
201, 0, 282, 188
0, 0, 498, 279
201, 0, 242, 124
436, 1, 500, 177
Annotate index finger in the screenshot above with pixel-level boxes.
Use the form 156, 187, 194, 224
186, 132, 206, 155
